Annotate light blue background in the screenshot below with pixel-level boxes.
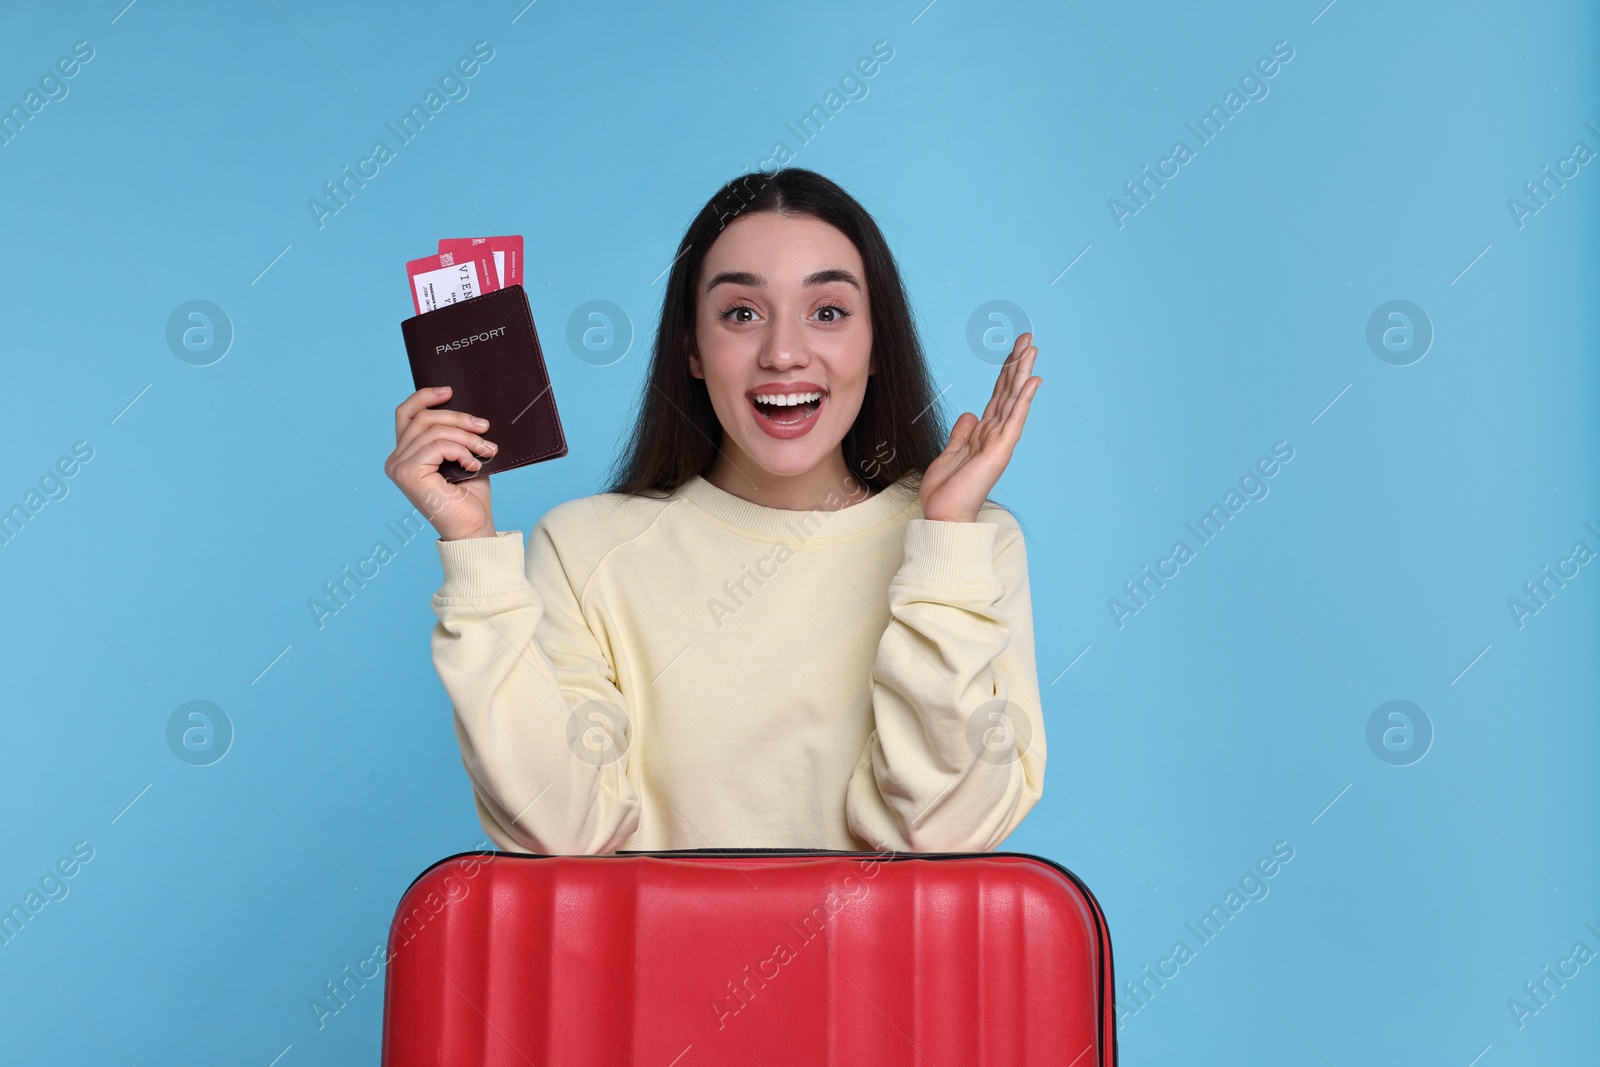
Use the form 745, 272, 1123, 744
2, 1, 1596, 1063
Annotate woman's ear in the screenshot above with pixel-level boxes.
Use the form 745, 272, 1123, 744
688, 342, 703, 379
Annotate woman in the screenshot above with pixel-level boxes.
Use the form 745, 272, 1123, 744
383, 168, 1045, 855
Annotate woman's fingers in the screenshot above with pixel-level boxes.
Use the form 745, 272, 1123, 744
1000, 346, 1039, 424
1001, 376, 1042, 441
414, 424, 499, 461
951, 411, 979, 451
384, 387, 498, 542
988, 337, 1037, 428
1004, 334, 1035, 398
397, 406, 495, 456
938, 412, 974, 460
395, 386, 450, 440
963, 335, 1038, 457
979, 333, 1024, 421
403, 432, 490, 474
1006, 332, 1033, 383
981, 338, 1023, 424
395, 385, 493, 444
403, 415, 496, 456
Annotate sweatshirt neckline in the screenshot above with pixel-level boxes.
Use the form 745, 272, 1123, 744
674, 471, 919, 541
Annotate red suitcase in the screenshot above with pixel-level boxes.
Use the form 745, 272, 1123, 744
379, 848, 1116, 1066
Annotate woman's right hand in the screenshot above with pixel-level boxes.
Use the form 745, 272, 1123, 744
385, 386, 500, 541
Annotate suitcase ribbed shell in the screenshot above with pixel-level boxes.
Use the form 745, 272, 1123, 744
380, 848, 1115, 1066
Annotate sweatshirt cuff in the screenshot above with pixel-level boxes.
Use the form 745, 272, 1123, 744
435, 530, 530, 598
896, 518, 1000, 585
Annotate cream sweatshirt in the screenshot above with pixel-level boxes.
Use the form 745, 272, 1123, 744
428, 470, 1045, 855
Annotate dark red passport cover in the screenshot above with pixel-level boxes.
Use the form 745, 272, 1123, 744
400, 284, 568, 482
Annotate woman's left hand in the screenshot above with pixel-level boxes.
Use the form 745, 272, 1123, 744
919, 332, 1042, 524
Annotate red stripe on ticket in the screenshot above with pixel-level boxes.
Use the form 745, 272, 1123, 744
438, 235, 523, 288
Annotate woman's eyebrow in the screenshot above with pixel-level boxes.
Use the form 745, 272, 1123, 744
705, 268, 862, 293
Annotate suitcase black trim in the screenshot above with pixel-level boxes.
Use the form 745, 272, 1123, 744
396, 847, 1116, 1067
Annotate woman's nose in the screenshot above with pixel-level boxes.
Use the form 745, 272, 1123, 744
760, 312, 808, 368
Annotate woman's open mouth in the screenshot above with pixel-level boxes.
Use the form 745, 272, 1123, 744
747, 390, 825, 438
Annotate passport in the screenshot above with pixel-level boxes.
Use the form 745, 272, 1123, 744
400, 283, 568, 483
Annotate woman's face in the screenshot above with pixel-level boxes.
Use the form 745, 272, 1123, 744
689, 211, 873, 484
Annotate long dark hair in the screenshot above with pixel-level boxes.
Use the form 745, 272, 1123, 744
602, 168, 956, 501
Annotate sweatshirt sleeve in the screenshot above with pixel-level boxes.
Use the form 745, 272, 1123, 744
845, 510, 1046, 853
429, 523, 641, 855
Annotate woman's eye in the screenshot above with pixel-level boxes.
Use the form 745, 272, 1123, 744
718, 303, 852, 323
